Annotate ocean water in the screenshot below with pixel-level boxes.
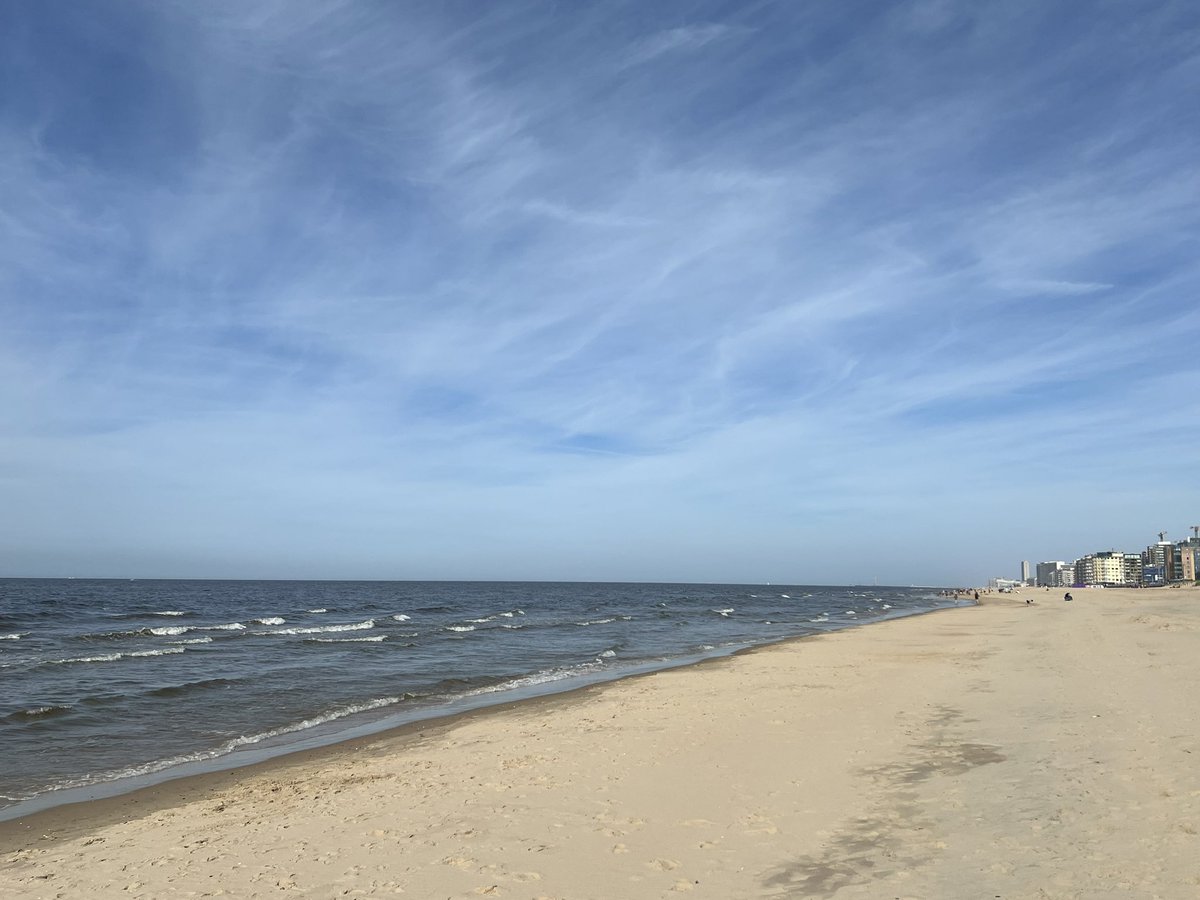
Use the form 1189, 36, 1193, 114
0, 579, 962, 819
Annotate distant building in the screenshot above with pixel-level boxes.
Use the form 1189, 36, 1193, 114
1178, 539, 1200, 583
1123, 553, 1143, 587
1143, 540, 1178, 581
1036, 561, 1070, 587
1021, 560, 1031, 584
1075, 551, 1129, 587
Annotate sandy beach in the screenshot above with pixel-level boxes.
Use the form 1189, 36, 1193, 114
3, 586, 1199, 899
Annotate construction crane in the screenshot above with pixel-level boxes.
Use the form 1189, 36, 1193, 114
1158, 531, 1169, 542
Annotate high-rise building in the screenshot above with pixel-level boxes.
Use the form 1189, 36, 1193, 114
1181, 546, 1199, 583
1123, 553, 1143, 586
1021, 560, 1031, 584
1036, 561, 1070, 587
1075, 551, 1128, 586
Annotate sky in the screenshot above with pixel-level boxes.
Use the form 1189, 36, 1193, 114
1, 1, 1197, 585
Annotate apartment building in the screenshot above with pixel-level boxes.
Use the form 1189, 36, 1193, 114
1036, 561, 1070, 587
1074, 551, 1128, 587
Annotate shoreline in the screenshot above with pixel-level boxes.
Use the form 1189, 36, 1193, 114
0, 597, 964, 828
4, 586, 1198, 898
0, 600, 966, 839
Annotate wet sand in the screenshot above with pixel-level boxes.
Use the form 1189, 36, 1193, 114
3, 586, 1199, 898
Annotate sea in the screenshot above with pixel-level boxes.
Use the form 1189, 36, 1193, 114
0, 579, 965, 820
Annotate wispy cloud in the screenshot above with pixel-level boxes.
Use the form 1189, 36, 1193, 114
1, 0, 1197, 581
623, 23, 744, 67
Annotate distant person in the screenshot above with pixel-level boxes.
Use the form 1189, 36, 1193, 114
1064, 592, 1073, 602
973, 591, 979, 601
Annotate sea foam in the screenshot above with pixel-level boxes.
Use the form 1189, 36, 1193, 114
267, 619, 375, 636
51, 647, 186, 665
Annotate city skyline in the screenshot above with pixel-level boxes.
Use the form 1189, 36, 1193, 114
3, 2, 1198, 584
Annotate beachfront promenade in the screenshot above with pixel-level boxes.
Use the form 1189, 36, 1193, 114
3, 586, 1199, 898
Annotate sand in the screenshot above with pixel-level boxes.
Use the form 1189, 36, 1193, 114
3, 586, 1199, 899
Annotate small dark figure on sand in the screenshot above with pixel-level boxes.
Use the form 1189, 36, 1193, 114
974, 591, 979, 601
1064, 592, 1073, 602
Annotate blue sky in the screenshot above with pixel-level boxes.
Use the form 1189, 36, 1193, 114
2, 1, 1197, 584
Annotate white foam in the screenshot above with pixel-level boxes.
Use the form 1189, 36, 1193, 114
446, 625, 476, 633
307, 608, 328, 614
153, 611, 187, 617
714, 608, 734, 617
845, 610, 857, 615
0, 633, 26, 640
582, 615, 632, 626
253, 617, 286, 626
391, 614, 411, 622
24, 705, 67, 717
268, 619, 375, 636
197, 622, 246, 631
149, 626, 190, 636
33, 697, 402, 796
597, 649, 616, 659
53, 647, 186, 665
309, 635, 387, 643
882, 603, 892, 610
467, 669, 576, 695
780, 594, 791, 599
169, 637, 212, 645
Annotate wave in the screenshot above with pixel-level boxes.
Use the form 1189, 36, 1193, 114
445, 625, 476, 633
169, 637, 212, 645
714, 608, 734, 617
391, 614, 411, 622
47, 647, 187, 666
19, 696, 404, 800
252, 617, 285, 626
2, 704, 73, 724
307, 608, 328, 614
0, 632, 26, 640
303, 635, 387, 644
462, 667, 588, 697
147, 678, 242, 698
152, 611, 188, 617
573, 615, 632, 627
260, 619, 375, 636
195, 622, 246, 632
147, 626, 190, 636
